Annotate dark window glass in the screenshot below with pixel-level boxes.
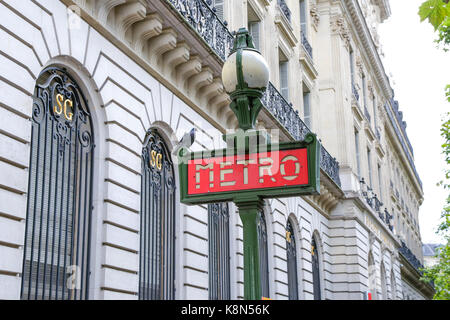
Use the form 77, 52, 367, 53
312, 237, 321, 300
286, 220, 298, 300
258, 211, 270, 298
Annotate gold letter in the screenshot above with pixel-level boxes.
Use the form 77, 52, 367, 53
156, 153, 163, 171
195, 163, 214, 189
64, 99, 73, 121
54, 94, 64, 115
150, 150, 157, 168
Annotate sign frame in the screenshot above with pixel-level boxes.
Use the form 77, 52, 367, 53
179, 133, 321, 205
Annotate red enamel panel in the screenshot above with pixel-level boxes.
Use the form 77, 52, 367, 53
187, 148, 309, 195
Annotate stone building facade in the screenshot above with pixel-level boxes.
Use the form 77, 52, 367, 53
0, 0, 433, 300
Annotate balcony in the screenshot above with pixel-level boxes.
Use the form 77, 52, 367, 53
352, 82, 359, 101
399, 240, 424, 274
277, 0, 291, 22
166, 0, 341, 187
360, 178, 393, 231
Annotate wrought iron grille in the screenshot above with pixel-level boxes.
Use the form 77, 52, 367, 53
258, 211, 270, 299
21, 67, 94, 300
311, 237, 321, 300
208, 203, 231, 300
139, 130, 176, 300
286, 220, 298, 300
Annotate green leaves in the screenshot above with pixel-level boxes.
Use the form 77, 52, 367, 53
419, 0, 450, 30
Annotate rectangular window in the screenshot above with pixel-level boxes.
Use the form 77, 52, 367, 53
355, 129, 361, 177
378, 164, 383, 201
367, 148, 372, 187
303, 87, 311, 128
300, 0, 307, 34
349, 47, 355, 85
279, 60, 289, 100
248, 21, 260, 51
372, 96, 377, 129
362, 73, 367, 109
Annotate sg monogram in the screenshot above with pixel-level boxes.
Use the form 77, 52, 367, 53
150, 150, 163, 171
54, 93, 73, 121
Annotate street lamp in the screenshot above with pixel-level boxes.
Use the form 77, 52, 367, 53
221, 28, 270, 300
222, 28, 270, 131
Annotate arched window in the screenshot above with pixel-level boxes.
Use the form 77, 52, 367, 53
258, 210, 270, 299
368, 251, 377, 300
208, 203, 230, 300
21, 67, 95, 300
380, 262, 387, 300
139, 130, 176, 300
311, 236, 321, 300
286, 220, 298, 300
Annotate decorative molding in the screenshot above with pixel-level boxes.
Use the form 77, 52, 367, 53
330, 14, 350, 49
309, 3, 320, 31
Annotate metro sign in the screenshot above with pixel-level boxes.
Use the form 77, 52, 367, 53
179, 134, 321, 204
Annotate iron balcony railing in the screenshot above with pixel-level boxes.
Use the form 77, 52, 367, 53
165, 0, 341, 187
360, 178, 393, 231
301, 31, 313, 59
364, 106, 371, 123
399, 240, 424, 274
352, 82, 359, 101
277, 0, 291, 22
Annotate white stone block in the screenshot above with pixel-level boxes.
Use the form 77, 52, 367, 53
103, 223, 139, 252
102, 267, 138, 294
0, 245, 23, 274
0, 188, 27, 220
0, 216, 25, 247
0, 274, 21, 299
103, 245, 139, 273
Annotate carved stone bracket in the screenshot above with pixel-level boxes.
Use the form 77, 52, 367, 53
330, 15, 350, 49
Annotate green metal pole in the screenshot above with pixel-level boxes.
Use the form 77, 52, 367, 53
234, 195, 264, 300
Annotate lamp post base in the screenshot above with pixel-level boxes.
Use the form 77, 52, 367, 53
234, 195, 265, 300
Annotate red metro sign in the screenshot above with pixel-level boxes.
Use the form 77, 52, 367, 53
179, 134, 321, 204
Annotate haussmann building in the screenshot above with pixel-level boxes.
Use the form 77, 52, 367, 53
0, 0, 434, 300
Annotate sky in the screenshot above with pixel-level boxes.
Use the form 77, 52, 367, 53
378, 0, 449, 245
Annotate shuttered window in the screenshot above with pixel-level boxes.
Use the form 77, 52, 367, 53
21, 67, 94, 300
208, 203, 231, 300
139, 130, 176, 300
258, 211, 270, 299
286, 220, 298, 300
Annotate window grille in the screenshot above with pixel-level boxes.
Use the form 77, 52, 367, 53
139, 130, 176, 300
208, 203, 231, 300
21, 67, 94, 300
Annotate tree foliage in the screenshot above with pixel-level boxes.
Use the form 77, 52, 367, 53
419, 0, 450, 50
418, 0, 450, 300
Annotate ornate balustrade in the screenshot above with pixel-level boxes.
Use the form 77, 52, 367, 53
352, 82, 359, 101
360, 178, 393, 231
301, 31, 313, 59
277, 0, 291, 22
399, 241, 424, 273
165, 0, 342, 187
